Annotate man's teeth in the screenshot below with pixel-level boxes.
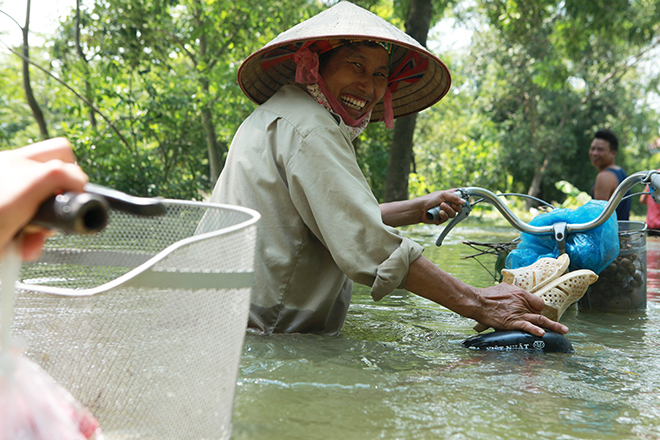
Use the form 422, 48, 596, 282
341, 96, 366, 110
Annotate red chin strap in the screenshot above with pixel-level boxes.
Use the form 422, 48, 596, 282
316, 75, 371, 127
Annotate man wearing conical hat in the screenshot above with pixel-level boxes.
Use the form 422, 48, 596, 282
208, 2, 568, 337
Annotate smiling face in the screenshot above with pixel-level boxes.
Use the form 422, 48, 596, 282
589, 138, 616, 171
318, 44, 390, 121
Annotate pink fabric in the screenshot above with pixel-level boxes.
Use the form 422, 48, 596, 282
293, 47, 320, 84
643, 184, 660, 229
387, 50, 429, 93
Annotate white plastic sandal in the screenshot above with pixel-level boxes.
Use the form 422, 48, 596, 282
532, 269, 599, 321
501, 253, 570, 293
473, 254, 585, 332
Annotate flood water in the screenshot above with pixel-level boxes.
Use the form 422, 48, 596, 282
231, 221, 660, 440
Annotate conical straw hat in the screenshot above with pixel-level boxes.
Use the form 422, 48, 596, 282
237, 1, 451, 122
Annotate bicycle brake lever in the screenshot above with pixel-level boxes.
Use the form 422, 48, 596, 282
435, 202, 472, 247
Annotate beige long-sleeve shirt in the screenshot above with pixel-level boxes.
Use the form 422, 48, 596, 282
209, 85, 424, 334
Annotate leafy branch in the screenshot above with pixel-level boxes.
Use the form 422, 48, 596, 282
0, 39, 132, 150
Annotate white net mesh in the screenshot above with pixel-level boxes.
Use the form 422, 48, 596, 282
11, 200, 259, 440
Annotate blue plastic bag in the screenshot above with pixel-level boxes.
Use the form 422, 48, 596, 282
505, 200, 619, 274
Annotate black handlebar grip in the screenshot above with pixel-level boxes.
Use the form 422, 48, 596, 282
30, 191, 110, 234
426, 206, 442, 222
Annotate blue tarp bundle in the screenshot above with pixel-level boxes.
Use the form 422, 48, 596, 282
505, 200, 619, 274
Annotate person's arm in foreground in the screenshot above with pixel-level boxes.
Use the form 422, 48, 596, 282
380, 190, 568, 337
0, 138, 88, 260
404, 256, 568, 336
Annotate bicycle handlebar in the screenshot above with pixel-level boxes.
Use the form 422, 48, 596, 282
30, 184, 167, 235
427, 170, 660, 246
31, 191, 110, 234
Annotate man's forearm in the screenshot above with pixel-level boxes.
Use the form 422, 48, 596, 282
403, 255, 482, 318
380, 199, 422, 227
401, 255, 569, 336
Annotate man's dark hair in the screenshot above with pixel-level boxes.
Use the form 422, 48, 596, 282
594, 128, 619, 152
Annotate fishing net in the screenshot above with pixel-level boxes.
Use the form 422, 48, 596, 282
11, 200, 259, 440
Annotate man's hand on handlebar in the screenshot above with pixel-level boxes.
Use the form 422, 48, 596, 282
380, 190, 466, 228
420, 190, 466, 225
472, 283, 569, 337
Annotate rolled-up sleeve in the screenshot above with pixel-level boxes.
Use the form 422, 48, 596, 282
370, 237, 424, 301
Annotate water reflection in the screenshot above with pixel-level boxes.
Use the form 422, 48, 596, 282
232, 224, 660, 440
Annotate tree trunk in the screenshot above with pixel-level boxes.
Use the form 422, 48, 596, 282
383, 0, 433, 202
21, 0, 49, 139
384, 113, 417, 201
527, 156, 549, 208
200, 81, 224, 184
194, 1, 225, 185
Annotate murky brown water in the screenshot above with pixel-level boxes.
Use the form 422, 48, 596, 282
232, 225, 660, 440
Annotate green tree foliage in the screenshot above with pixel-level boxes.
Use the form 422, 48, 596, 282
0, 50, 59, 147
0, 54, 34, 146
4, 0, 322, 199
384, 0, 455, 202
462, 0, 660, 205
413, 50, 507, 194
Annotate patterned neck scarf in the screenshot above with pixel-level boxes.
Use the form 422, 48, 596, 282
305, 80, 371, 141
